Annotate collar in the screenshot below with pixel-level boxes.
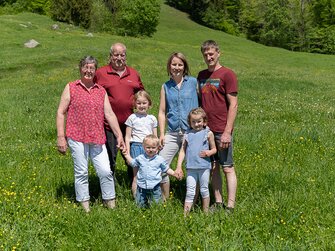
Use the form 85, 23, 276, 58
106, 65, 129, 77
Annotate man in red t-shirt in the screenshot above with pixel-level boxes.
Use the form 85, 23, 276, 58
95, 43, 144, 184
197, 40, 238, 212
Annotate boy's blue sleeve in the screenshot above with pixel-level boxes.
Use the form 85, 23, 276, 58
160, 159, 169, 173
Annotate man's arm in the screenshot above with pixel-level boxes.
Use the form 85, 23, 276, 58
220, 93, 238, 148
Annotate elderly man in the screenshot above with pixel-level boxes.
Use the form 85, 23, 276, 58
96, 43, 144, 184
197, 40, 238, 213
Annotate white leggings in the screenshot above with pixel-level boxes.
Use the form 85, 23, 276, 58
185, 169, 210, 203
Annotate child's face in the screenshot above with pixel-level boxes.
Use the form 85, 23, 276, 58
143, 140, 159, 157
190, 114, 205, 131
135, 96, 149, 114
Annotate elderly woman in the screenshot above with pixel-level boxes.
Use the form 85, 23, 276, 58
56, 56, 125, 213
158, 52, 199, 200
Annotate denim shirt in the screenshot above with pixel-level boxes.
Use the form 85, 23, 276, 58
185, 127, 211, 170
164, 75, 199, 132
130, 154, 169, 189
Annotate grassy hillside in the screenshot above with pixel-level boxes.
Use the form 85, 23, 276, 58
0, 2, 334, 250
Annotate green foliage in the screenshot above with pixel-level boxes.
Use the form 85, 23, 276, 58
116, 0, 161, 37
50, 0, 91, 28
90, 0, 115, 33
308, 25, 335, 54
89, 0, 161, 37
0, 0, 50, 14
166, 0, 335, 54
202, 2, 239, 35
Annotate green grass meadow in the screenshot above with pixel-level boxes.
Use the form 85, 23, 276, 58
1, 2, 335, 250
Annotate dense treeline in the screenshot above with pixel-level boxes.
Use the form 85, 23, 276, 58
1, 0, 333, 53
166, 0, 335, 54
0, 0, 160, 37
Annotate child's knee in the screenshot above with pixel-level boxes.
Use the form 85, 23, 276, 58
200, 187, 209, 198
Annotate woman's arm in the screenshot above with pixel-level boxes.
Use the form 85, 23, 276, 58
56, 84, 70, 154
158, 85, 166, 146
175, 139, 187, 179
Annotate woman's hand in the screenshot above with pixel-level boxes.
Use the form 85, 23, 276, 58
57, 136, 68, 154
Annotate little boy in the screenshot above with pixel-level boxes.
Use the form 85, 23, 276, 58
122, 134, 178, 207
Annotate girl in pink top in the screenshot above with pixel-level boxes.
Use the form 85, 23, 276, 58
56, 56, 125, 213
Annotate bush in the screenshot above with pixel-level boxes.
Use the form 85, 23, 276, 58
90, 0, 115, 33
115, 0, 160, 37
50, 0, 91, 28
89, 0, 160, 37
308, 25, 335, 54
0, 0, 50, 14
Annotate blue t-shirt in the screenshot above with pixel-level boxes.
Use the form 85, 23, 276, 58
130, 154, 169, 189
163, 75, 199, 132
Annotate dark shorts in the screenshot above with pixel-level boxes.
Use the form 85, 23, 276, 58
213, 132, 234, 167
136, 184, 162, 208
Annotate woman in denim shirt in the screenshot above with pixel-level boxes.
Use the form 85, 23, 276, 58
158, 52, 199, 200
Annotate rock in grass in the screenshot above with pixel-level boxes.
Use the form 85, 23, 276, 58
86, 33, 93, 37
24, 39, 40, 48
51, 24, 59, 30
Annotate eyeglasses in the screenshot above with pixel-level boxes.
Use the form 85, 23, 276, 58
81, 66, 96, 71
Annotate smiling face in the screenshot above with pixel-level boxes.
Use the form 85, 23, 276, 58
170, 56, 185, 78
80, 63, 96, 83
143, 139, 159, 158
202, 47, 220, 71
135, 96, 150, 115
110, 44, 127, 71
189, 114, 206, 131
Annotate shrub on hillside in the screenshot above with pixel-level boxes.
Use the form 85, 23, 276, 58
50, 0, 91, 28
0, 0, 50, 14
113, 0, 160, 37
90, 0, 115, 33
89, 0, 160, 37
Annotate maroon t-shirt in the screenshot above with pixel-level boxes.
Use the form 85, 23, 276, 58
95, 65, 144, 130
197, 66, 238, 133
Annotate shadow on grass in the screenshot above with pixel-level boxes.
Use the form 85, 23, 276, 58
56, 168, 132, 203
55, 166, 189, 204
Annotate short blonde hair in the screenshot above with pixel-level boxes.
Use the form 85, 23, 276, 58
187, 107, 208, 126
143, 134, 159, 146
134, 90, 152, 107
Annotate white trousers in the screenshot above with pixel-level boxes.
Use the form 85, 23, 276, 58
68, 138, 115, 202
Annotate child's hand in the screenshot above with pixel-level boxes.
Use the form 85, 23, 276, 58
121, 147, 128, 156
174, 168, 184, 180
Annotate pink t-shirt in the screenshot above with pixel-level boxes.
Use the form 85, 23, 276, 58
66, 80, 106, 144
197, 66, 238, 133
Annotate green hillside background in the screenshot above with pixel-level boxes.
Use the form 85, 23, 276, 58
1, 2, 334, 250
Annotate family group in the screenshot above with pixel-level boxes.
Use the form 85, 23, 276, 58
56, 40, 238, 215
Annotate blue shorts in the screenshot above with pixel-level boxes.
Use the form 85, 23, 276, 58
130, 142, 145, 158
213, 132, 234, 167
136, 184, 162, 208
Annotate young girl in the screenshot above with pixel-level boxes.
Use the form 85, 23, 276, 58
125, 90, 158, 197
176, 108, 217, 215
